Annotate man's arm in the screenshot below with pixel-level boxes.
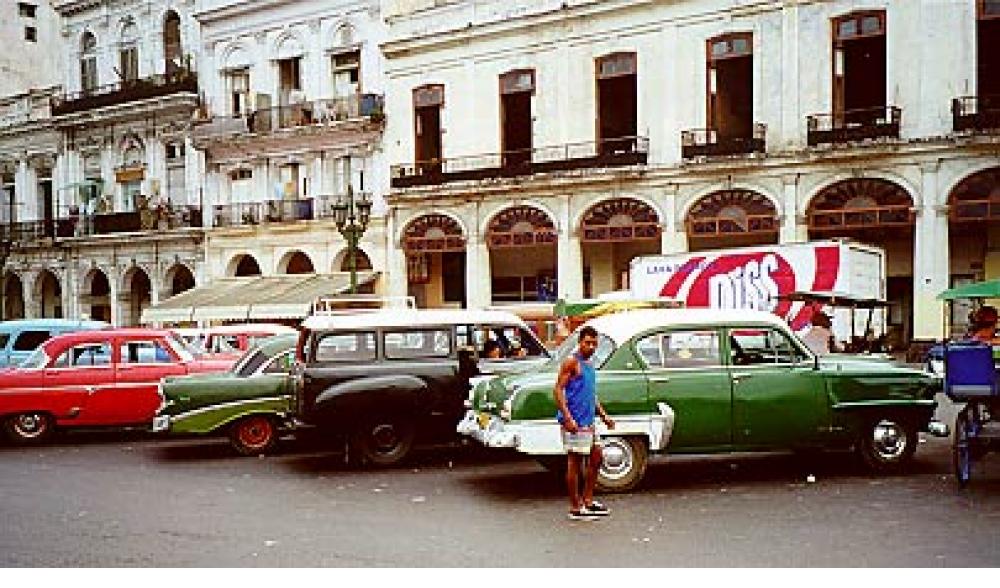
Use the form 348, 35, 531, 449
553, 357, 579, 433
595, 398, 615, 430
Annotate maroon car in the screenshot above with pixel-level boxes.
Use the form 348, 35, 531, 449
0, 328, 234, 444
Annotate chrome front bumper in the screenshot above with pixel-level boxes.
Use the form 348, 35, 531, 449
456, 410, 520, 449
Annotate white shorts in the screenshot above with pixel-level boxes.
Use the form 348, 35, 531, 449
562, 428, 598, 454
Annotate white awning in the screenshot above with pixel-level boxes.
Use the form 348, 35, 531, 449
142, 272, 379, 324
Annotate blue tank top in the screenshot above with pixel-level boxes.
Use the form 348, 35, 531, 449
557, 352, 597, 427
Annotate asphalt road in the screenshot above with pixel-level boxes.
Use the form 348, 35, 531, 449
0, 397, 998, 567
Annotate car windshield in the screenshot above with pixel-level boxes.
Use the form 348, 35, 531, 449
233, 348, 271, 378
549, 330, 616, 369
165, 333, 196, 362
19, 347, 50, 369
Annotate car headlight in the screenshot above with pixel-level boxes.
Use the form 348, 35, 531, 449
500, 396, 512, 421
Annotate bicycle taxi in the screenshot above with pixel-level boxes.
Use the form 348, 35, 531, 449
936, 279, 1000, 487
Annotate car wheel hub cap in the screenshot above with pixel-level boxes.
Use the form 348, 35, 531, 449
600, 440, 632, 481
239, 419, 271, 448
872, 420, 906, 460
371, 425, 399, 452
14, 415, 45, 437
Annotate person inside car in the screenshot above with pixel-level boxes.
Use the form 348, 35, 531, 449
483, 340, 503, 359
802, 310, 837, 356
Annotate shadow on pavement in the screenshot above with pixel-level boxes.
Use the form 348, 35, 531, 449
459, 450, 957, 503
278, 442, 530, 477
0, 428, 157, 450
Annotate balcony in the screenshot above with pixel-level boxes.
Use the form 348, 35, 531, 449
953, 95, 1000, 133
51, 68, 198, 116
1, 205, 203, 242
194, 94, 385, 141
391, 136, 649, 189
210, 195, 372, 228
681, 124, 766, 159
806, 106, 900, 146
213, 199, 317, 228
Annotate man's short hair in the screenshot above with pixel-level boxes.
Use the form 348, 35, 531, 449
579, 325, 599, 341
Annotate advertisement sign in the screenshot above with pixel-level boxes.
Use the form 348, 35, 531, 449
630, 241, 883, 334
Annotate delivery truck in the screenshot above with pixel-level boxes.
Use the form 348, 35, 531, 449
629, 239, 887, 344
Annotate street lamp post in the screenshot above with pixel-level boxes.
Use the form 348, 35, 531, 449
0, 230, 11, 322
331, 159, 372, 294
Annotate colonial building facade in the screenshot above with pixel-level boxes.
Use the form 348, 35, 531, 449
2, 0, 206, 326
192, 0, 388, 286
0, 0, 63, 97
381, 0, 1000, 346
3, 0, 999, 350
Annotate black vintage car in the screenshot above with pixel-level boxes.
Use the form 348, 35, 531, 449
292, 308, 549, 465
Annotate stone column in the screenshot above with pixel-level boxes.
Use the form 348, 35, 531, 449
60, 265, 75, 320
912, 162, 949, 341
779, 174, 807, 243
464, 234, 491, 309
21, 270, 37, 319
557, 197, 583, 300
109, 266, 121, 327
386, 209, 409, 301
15, 160, 36, 222
660, 185, 686, 255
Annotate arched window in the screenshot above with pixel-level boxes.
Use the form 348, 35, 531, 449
580, 198, 660, 242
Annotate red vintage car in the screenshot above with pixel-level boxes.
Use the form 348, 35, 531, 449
0, 328, 234, 444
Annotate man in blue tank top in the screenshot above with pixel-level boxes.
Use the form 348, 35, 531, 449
554, 325, 615, 520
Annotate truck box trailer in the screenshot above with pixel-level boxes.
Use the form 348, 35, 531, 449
629, 239, 886, 341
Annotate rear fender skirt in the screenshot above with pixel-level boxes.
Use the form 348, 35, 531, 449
314, 374, 427, 416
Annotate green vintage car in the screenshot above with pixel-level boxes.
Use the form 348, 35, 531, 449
458, 308, 946, 492
152, 334, 297, 455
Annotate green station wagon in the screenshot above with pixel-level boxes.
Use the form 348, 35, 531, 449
152, 334, 296, 455
459, 308, 944, 491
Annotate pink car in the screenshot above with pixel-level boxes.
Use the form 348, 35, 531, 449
0, 328, 234, 444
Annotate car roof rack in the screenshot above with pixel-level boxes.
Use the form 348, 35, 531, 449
310, 295, 417, 316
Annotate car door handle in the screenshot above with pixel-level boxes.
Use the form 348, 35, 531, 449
648, 375, 671, 383
86, 386, 97, 395
731, 372, 752, 383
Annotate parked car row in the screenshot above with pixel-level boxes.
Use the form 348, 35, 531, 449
0, 308, 948, 494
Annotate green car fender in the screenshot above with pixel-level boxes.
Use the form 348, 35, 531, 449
169, 396, 291, 435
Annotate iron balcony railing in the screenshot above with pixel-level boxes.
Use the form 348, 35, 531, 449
681, 123, 767, 159
2, 206, 203, 241
213, 199, 316, 228
51, 68, 198, 116
211, 195, 372, 227
248, 93, 384, 133
195, 94, 384, 139
952, 95, 1000, 133
391, 136, 649, 188
806, 106, 901, 146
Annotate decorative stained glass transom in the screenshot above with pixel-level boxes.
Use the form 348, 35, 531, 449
486, 205, 556, 249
